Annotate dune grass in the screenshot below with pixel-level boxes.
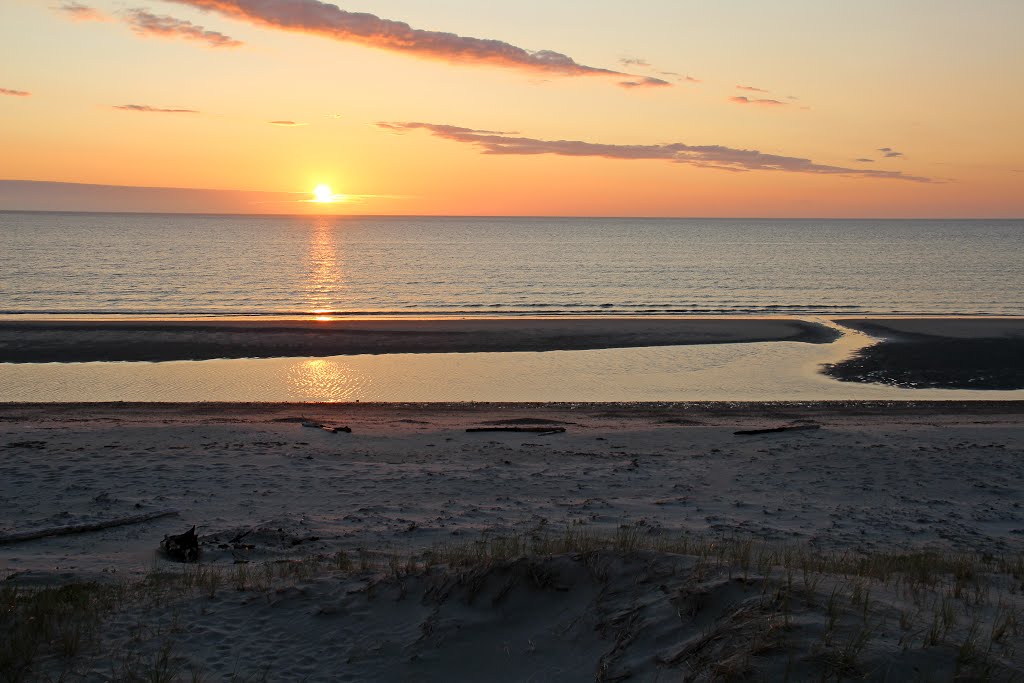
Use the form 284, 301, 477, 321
3, 524, 1023, 681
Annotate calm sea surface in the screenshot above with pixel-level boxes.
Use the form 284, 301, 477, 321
1, 212, 1021, 317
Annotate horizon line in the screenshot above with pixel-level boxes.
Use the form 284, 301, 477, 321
1, 209, 1021, 221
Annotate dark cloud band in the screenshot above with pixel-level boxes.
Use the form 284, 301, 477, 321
165, 0, 667, 87
378, 122, 934, 183
113, 104, 199, 113
124, 9, 243, 47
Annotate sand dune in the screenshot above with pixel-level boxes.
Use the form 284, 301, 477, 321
2, 402, 1022, 680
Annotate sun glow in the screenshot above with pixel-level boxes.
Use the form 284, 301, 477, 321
313, 184, 334, 203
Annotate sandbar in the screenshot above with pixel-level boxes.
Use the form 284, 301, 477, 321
827, 317, 1024, 389
0, 317, 838, 363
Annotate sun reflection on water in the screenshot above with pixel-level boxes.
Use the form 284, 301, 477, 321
304, 219, 345, 316
286, 358, 370, 401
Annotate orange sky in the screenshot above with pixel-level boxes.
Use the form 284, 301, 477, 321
1, 0, 1022, 216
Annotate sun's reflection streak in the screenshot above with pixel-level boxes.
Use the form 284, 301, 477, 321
304, 218, 345, 317
286, 358, 371, 401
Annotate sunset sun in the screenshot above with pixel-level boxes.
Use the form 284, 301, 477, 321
312, 184, 334, 203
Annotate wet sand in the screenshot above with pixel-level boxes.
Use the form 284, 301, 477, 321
0, 317, 838, 363
826, 317, 1024, 389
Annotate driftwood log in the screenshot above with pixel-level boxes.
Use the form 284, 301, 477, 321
734, 424, 821, 436
466, 427, 567, 434
160, 525, 199, 562
0, 508, 179, 545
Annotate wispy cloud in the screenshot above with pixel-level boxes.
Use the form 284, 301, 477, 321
878, 147, 905, 159
268, 120, 306, 126
619, 76, 671, 89
729, 96, 786, 107
124, 8, 243, 47
377, 122, 935, 183
619, 57, 650, 68
165, 0, 665, 88
737, 84, 769, 93
53, 2, 107, 21
854, 158, 875, 163
113, 104, 199, 113
655, 72, 702, 84
0, 88, 31, 97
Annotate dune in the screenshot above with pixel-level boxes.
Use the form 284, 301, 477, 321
1, 402, 1023, 680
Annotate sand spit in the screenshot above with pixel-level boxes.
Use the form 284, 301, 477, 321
0, 317, 838, 363
827, 318, 1024, 390
2, 402, 1023, 680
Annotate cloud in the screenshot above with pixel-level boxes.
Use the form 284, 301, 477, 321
0, 88, 31, 97
268, 120, 306, 126
165, 0, 661, 87
878, 147, 905, 158
113, 104, 199, 113
655, 71, 701, 84
377, 122, 935, 183
737, 84, 769, 93
854, 158, 875, 163
729, 96, 786, 106
618, 76, 671, 89
619, 57, 650, 68
54, 2, 107, 21
124, 8, 243, 47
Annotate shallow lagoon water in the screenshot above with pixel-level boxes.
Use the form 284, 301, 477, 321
3, 331, 1021, 402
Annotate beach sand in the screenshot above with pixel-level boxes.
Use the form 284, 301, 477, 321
0, 317, 838, 363
2, 402, 1023, 680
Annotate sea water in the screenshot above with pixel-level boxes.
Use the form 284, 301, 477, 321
2, 213, 1021, 317
2, 212, 1021, 401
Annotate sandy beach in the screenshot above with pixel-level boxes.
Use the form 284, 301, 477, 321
2, 402, 1023, 680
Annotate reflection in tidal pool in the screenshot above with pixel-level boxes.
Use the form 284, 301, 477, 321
2, 338, 1021, 402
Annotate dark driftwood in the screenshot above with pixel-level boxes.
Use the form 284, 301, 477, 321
466, 427, 567, 434
734, 425, 821, 436
161, 525, 199, 562
0, 508, 179, 545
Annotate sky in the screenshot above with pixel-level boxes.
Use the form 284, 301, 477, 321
1, 0, 1022, 217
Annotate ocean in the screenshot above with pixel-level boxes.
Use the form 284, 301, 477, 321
1, 212, 1021, 317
